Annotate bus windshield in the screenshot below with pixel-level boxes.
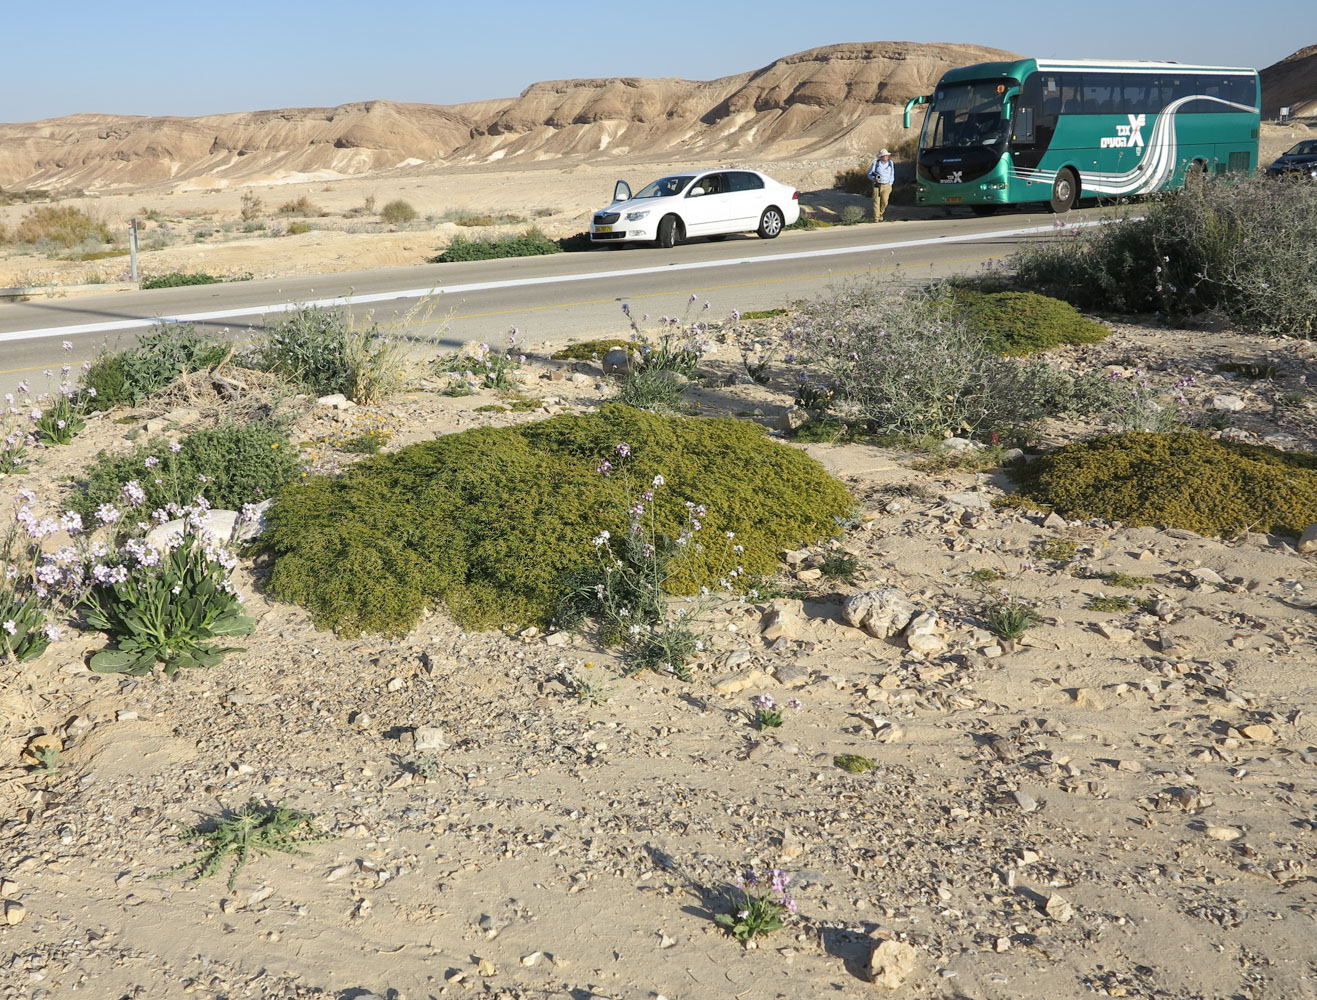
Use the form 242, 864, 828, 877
920, 80, 1015, 150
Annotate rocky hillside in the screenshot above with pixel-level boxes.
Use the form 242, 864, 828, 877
0, 41, 1013, 192
1260, 44, 1317, 118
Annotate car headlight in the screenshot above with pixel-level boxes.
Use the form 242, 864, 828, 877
625, 210, 650, 222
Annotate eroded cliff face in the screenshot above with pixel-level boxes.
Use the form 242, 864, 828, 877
1260, 45, 1317, 118
0, 41, 1017, 191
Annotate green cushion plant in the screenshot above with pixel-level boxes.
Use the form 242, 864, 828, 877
955, 289, 1109, 356
263, 404, 853, 636
1013, 431, 1317, 537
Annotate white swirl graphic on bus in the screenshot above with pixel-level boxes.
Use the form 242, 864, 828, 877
1008, 94, 1258, 196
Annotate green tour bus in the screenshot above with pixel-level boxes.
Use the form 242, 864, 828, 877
903, 59, 1260, 213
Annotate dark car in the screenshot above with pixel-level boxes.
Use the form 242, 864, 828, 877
1265, 139, 1317, 179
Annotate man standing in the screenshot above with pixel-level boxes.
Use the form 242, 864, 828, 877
868, 148, 894, 222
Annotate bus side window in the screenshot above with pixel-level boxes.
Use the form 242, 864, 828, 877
1121, 76, 1149, 116
1041, 75, 1062, 119
1144, 78, 1166, 114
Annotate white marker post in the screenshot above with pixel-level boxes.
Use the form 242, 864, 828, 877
129, 218, 139, 283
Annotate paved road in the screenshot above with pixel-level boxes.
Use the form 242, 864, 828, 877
0, 208, 1097, 396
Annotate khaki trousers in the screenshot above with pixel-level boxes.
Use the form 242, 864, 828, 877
872, 183, 892, 221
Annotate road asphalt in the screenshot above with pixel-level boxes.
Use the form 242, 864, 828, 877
0, 208, 1102, 397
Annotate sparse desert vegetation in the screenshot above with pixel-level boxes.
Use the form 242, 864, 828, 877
1, 51, 1316, 997
3, 255, 1316, 997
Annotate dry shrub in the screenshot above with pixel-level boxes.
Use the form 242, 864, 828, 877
379, 199, 417, 225
13, 205, 110, 247
276, 196, 320, 216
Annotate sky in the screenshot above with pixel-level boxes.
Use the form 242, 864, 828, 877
4, 0, 1311, 122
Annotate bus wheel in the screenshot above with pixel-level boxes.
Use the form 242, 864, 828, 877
1049, 169, 1078, 213
969, 205, 999, 217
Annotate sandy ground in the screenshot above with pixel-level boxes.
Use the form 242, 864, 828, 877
0, 156, 863, 291
1, 121, 1310, 293
1, 311, 1315, 999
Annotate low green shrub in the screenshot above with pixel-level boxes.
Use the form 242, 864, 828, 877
286, 221, 312, 235
80, 323, 230, 410
1014, 432, 1317, 537
263, 405, 853, 637
256, 304, 406, 403
379, 199, 417, 225
955, 290, 1109, 355
72, 424, 301, 520
430, 228, 563, 263
141, 272, 222, 289
784, 216, 831, 231
834, 754, 875, 774
1084, 595, 1136, 612
551, 339, 634, 361
12, 205, 110, 247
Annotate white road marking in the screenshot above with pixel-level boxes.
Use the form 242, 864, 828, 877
0, 220, 1102, 345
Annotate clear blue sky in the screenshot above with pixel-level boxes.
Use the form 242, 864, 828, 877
5, 0, 1309, 121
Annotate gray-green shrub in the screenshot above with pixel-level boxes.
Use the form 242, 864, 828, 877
255, 305, 406, 403
1010, 173, 1317, 336
786, 280, 1123, 439
71, 424, 302, 520
81, 323, 229, 409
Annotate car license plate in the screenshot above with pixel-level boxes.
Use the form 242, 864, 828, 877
596, 225, 613, 233
945, 197, 963, 204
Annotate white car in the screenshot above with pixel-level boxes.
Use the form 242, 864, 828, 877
589, 169, 800, 248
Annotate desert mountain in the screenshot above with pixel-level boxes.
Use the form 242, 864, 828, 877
1259, 45, 1317, 118
0, 41, 1013, 192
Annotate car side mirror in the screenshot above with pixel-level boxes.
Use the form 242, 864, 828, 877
612, 180, 632, 203
688, 187, 704, 197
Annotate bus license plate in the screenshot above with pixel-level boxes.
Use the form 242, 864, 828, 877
945, 197, 963, 204
596, 225, 613, 233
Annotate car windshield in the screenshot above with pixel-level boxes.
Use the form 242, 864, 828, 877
634, 175, 695, 199
920, 80, 1013, 150
1285, 140, 1317, 156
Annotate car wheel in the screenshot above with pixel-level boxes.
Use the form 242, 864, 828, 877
656, 215, 682, 249
757, 207, 784, 239
1049, 169, 1078, 213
